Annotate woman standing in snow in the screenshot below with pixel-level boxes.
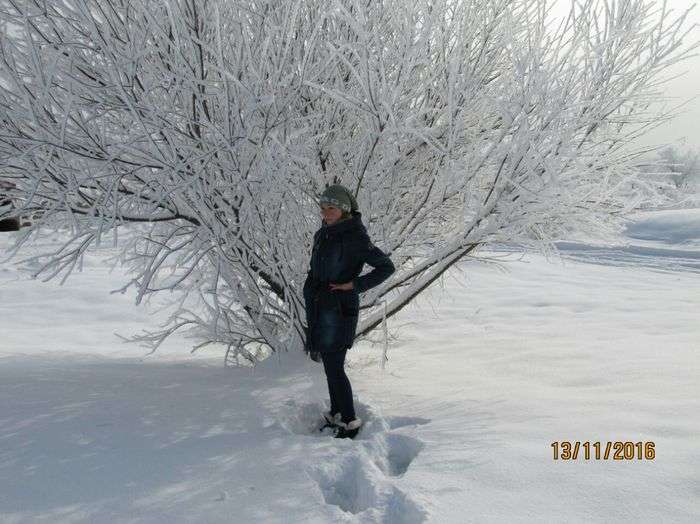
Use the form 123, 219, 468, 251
303, 185, 395, 439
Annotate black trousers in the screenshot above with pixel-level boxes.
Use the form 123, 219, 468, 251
320, 350, 356, 424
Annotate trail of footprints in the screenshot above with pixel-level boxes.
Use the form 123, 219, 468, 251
296, 403, 430, 522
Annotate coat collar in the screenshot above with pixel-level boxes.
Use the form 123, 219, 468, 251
321, 211, 364, 235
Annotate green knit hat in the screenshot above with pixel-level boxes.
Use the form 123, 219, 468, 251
318, 184, 358, 213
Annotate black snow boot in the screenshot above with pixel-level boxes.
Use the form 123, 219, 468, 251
319, 411, 341, 432
333, 418, 363, 439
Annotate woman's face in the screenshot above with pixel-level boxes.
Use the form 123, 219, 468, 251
320, 204, 343, 225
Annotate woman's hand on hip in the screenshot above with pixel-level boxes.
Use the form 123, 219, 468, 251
329, 281, 353, 291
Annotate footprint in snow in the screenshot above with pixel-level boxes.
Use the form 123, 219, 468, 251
309, 454, 427, 523
274, 399, 329, 436
386, 416, 431, 430
280, 400, 429, 521
377, 433, 426, 477
310, 454, 375, 514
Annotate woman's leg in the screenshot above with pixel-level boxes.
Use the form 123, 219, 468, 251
325, 369, 339, 417
320, 349, 356, 424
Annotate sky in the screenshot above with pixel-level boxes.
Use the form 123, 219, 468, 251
647, 0, 700, 150
552, 1, 700, 151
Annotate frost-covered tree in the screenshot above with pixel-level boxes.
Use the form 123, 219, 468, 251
632, 144, 700, 208
657, 145, 700, 190
0, 0, 695, 360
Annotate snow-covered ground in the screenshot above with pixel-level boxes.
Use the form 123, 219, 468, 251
1, 210, 698, 523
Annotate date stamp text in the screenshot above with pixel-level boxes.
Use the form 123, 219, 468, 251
551, 441, 655, 460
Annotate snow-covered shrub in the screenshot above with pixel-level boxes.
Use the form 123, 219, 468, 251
632, 146, 700, 209
658, 146, 700, 191
0, 0, 695, 357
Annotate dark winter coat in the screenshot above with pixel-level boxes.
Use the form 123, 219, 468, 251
303, 211, 395, 353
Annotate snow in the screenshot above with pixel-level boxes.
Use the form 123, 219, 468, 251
1, 209, 699, 523
624, 208, 700, 247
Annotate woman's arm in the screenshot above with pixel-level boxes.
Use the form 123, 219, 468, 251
352, 241, 395, 293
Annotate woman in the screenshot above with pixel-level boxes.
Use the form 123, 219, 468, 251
303, 184, 395, 439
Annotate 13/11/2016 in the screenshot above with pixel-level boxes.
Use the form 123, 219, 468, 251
551, 441, 655, 460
